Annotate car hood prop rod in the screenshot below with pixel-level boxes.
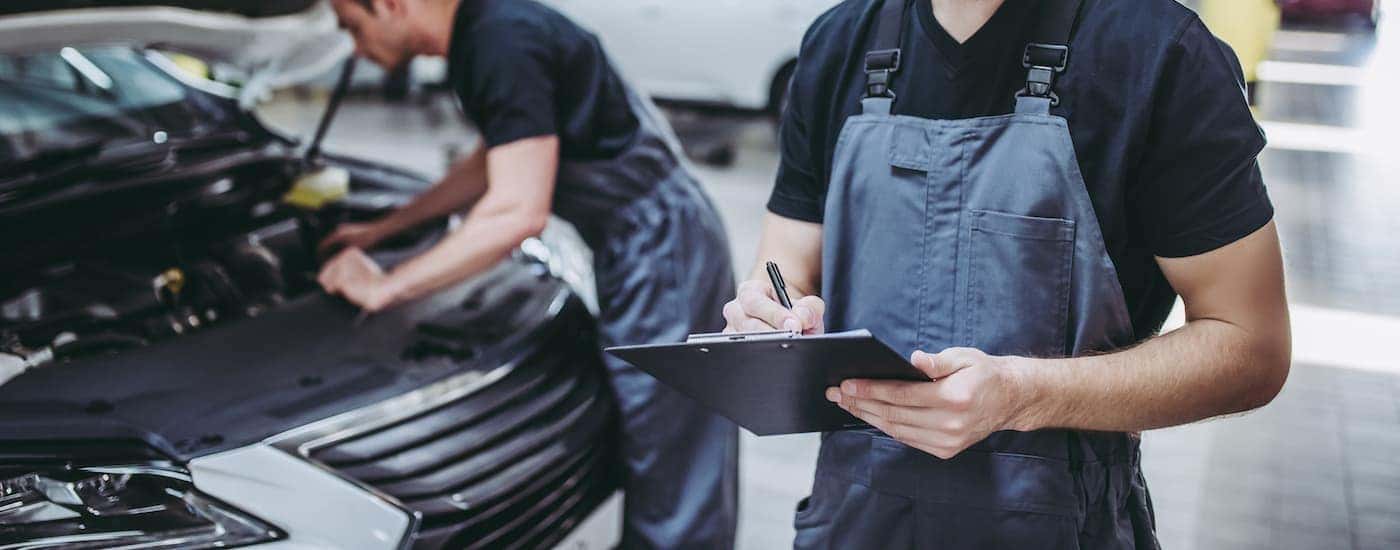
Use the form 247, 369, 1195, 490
303, 57, 358, 167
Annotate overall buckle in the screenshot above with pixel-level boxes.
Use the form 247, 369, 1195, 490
1017, 43, 1069, 106
864, 48, 901, 99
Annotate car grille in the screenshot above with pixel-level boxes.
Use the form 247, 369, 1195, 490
308, 296, 620, 550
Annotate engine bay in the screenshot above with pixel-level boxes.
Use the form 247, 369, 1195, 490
0, 162, 425, 379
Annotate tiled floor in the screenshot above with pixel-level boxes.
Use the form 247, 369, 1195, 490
1143, 363, 1400, 549
256, 12, 1400, 550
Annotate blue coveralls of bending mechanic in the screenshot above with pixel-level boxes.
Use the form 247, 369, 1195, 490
446, 1, 739, 547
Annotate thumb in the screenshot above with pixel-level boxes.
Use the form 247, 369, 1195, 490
910, 349, 977, 380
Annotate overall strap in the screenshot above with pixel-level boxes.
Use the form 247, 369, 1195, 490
861, 0, 910, 115
1017, 0, 1085, 112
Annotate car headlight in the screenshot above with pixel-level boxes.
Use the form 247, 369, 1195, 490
0, 460, 281, 549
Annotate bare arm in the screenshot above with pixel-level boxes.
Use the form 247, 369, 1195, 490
1010, 221, 1292, 432
722, 213, 826, 334
834, 222, 1292, 458
379, 136, 558, 303
377, 146, 489, 236
317, 146, 491, 257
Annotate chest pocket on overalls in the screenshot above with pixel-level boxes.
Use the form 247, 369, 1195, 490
962, 209, 1076, 358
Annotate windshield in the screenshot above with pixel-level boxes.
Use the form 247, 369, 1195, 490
0, 47, 242, 169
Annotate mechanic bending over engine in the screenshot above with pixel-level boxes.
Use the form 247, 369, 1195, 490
720, 0, 1291, 547
316, 0, 739, 547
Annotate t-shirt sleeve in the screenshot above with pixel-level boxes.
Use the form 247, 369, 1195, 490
456, 19, 559, 148
1132, 17, 1274, 258
766, 21, 829, 224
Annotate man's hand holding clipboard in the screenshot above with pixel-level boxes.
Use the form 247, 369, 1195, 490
606, 262, 927, 436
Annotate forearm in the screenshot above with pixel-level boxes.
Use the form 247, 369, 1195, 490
379, 136, 559, 304
1009, 316, 1291, 433
378, 148, 488, 235
380, 201, 544, 303
748, 213, 823, 295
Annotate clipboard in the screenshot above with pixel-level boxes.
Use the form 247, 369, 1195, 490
605, 330, 926, 435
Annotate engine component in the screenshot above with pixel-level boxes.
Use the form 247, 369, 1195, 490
0, 352, 26, 387
152, 267, 186, 306
218, 239, 286, 303
283, 166, 350, 210
0, 331, 57, 386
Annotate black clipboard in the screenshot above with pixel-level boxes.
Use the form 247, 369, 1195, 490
605, 330, 926, 435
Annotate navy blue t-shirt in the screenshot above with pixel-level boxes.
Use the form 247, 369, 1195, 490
446, 0, 638, 161
769, 0, 1274, 340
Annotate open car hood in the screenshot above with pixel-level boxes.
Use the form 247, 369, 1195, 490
0, 0, 349, 96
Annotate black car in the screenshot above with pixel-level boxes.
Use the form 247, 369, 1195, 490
0, 3, 621, 549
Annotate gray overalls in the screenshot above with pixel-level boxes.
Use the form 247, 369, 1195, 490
555, 86, 740, 548
795, 0, 1159, 547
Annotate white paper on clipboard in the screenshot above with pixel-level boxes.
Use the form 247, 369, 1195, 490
685, 329, 874, 344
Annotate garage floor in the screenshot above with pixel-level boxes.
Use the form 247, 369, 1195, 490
257, 13, 1400, 550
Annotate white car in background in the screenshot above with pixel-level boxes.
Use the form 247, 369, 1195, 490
542, 0, 839, 115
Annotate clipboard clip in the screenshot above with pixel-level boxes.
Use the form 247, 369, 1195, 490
686, 330, 800, 344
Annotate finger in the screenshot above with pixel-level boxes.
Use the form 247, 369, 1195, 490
341, 246, 367, 261
736, 279, 775, 300
353, 250, 385, 276
317, 262, 340, 292
321, 275, 341, 294
339, 248, 376, 276
912, 348, 980, 380
835, 392, 970, 455
841, 379, 931, 407
842, 396, 903, 425
843, 398, 961, 453
792, 296, 826, 333
738, 288, 798, 332
721, 301, 745, 330
742, 318, 774, 332
842, 398, 903, 438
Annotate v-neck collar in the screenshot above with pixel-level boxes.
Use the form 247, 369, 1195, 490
915, 0, 1039, 77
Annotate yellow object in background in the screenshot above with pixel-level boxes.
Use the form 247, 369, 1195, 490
1199, 0, 1282, 85
283, 167, 351, 210
162, 52, 212, 80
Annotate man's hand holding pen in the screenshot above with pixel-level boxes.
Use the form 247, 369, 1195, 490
722, 263, 825, 335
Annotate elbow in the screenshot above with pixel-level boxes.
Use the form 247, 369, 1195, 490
1237, 331, 1292, 413
510, 211, 549, 244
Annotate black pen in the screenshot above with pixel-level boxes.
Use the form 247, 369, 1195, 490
766, 261, 793, 310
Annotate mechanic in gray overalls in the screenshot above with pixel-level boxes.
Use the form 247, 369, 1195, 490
723, 0, 1291, 547
316, 0, 738, 547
